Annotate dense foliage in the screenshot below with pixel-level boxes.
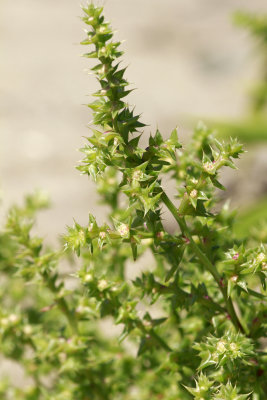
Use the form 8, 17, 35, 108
0, 4, 266, 399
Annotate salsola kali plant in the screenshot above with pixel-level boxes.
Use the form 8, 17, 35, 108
0, 3, 266, 400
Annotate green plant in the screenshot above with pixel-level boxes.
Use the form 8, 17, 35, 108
0, 4, 266, 399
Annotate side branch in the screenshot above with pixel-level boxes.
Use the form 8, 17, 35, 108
161, 192, 245, 334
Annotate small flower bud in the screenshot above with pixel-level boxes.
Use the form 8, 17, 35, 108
156, 231, 164, 239
84, 273, 93, 283
232, 253, 239, 260
189, 189, 198, 198
229, 343, 238, 351
132, 170, 143, 181
118, 223, 129, 237
98, 279, 108, 291
230, 275, 238, 283
1, 318, 9, 327
76, 305, 86, 314
217, 340, 226, 353
23, 325, 33, 335
99, 231, 106, 239
8, 314, 18, 324
203, 162, 215, 174
183, 236, 190, 245
257, 252, 265, 263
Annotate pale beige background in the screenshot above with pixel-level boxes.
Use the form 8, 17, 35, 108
1, 0, 266, 242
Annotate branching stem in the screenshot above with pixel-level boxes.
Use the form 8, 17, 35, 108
46, 278, 78, 335
161, 192, 245, 334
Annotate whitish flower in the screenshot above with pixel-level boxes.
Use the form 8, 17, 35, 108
217, 341, 226, 353
84, 273, 93, 283
98, 279, 108, 291
99, 231, 106, 239
257, 252, 265, 263
190, 189, 198, 198
8, 314, 18, 323
23, 325, 33, 335
203, 162, 215, 174
118, 223, 129, 237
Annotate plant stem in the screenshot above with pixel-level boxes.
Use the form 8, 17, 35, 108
161, 192, 245, 334
46, 278, 78, 335
138, 321, 172, 352
56, 297, 78, 335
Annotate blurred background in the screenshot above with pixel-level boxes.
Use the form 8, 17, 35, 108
1, 0, 267, 242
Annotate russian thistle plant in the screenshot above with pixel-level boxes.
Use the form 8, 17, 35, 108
0, 4, 266, 399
